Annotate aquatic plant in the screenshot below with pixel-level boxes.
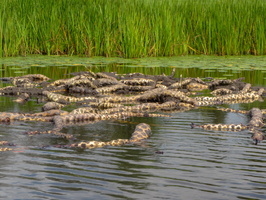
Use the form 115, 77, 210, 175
0, 0, 265, 58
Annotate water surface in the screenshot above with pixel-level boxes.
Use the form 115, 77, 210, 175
0, 56, 266, 200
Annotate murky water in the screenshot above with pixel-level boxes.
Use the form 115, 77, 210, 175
0, 56, 266, 200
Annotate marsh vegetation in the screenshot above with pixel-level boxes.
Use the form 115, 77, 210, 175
0, 0, 265, 57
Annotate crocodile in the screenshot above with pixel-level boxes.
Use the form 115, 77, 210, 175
186, 82, 209, 91
0, 84, 67, 96
207, 77, 246, 91
120, 78, 156, 86
68, 86, 97, 95
95, 84, 127, 94
191, 107, 265, 144
191, 123, 249, 131
71, 101, 178, 115
217, 107, 266, 115
0, 71, 265, 149
169, 77, 206, 90
247, 108, 265, 128
1, 123, 152, 151
42, 102, 66, 111
97, 88, 194, 105
195, 98, 264, 106
24, 111, 169, 139
194, 89, 264, 106
68, 123, 151, 149
73, 101, 190, 115
210, 88, 233, 96
0, 109, 68, 122
42, 90, 97, 103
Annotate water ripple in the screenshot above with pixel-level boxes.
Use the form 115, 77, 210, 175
0, 109, 266, 199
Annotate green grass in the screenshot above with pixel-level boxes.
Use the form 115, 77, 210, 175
0, 0, 265, 58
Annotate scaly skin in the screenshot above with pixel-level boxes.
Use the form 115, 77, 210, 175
95, 84, 126, 93
169, 77, 206, 90
93, 78, 120, 87
25, 130, 75, 139
194, 91, 262, 102
69, 123, 151, 149
217, 107, 249, 114
211, 88, 233, 96
42, 102, 66, 111
186, 82, 209, 91
120, 78, 156, 86
67, 78, 97, 89
20, 74, 50, 81
42, 91, 97, 103
1, 123, 152, 151
0, 72, 265, 147
191, 123, 249, 131
25, 112, 169, 137
196, 98, 263, 106
192, 107, 265, 144
248, 108, 264, 128
96, 72, 118, 81
0, 110, 68, 122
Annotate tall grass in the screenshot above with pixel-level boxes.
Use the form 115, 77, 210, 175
0, 0, 265, 58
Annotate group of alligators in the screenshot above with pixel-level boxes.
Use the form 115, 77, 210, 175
0, 69, 265, 152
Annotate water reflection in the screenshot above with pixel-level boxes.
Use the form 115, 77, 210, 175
0, 65, 265, 200
1, 120, 266, 199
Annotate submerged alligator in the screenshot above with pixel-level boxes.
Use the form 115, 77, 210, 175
0, 70, 265, 151
0, 123, 151, 151
191, 107, 265, 145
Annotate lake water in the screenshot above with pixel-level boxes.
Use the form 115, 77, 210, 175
0, 56, 266, 200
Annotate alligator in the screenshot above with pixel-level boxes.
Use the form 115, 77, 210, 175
24, 112, 170, 138
194, 89, 264, 106
68, 123, 152, 149
71, 101, 178, 115
217, 107, 266, 115
191, 107, 265, 144
169, 77, 206, 90
0, 123, 152, 151
42, 102, 66, 111
210, 88, 233, 96
42, 90, 97, 103
0, 109, 68, 122
0, 70, 265, 151
191, 123, 249, 131
120, 77, 154, 85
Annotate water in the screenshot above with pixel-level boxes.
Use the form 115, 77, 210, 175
0, 56, 266, 200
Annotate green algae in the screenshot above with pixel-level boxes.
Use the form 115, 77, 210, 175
0, 55, 265, 86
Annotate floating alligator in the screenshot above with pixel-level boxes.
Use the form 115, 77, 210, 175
68, 123, 152, 149
24, 112, 169, 139
0, 70, 265, 152
191, 107, 266, 144
0, 123, 152, 151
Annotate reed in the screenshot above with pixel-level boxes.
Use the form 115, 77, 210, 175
0, 0, 265, 58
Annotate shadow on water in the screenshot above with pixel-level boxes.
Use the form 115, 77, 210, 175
0, 56, 266, 199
